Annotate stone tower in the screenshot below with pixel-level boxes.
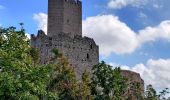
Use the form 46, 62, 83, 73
31, 0, 99, 79
48, 0, 82, 37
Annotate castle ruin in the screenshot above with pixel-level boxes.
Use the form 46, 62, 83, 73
31, 0, 144, 97
31, 0, 99, 78
121, 70, 144, 99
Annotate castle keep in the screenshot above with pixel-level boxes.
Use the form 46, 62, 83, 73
48, 0, 82, 37
31, 0, 99, 78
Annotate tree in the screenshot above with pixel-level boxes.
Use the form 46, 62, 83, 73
75, 70, 93, 100
130, 81, 144, 100
0, 26, 58, 99
144, 84, 169, 100
91, 61, 127, 100
48, 49, 96, 100
145, 84, 159, 100
47, 49, 79, 100
158, 88, 169, 100
0, 26, 92, 100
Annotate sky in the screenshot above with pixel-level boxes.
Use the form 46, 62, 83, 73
1, 0, 170, 92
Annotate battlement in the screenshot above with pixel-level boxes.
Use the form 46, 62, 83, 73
64, 0, 82, 6
31, 30, 98, 47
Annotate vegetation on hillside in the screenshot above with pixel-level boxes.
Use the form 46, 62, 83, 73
0, 26, 169, 100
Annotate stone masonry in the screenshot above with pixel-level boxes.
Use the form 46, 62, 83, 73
48, 0, 82, 37
121, 70, 144, 99
31, 0, 99, 79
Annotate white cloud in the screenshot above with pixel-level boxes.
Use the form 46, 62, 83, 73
137, 21, 170, 45
33, 13, 47, 34
83, 15, 138, 56
120, 59, 170, 89
33, 13, 170, 56
108, 0, 148, 9
83, 15, 170, 56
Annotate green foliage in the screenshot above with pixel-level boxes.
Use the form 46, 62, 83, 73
48, 49, 78, 100
91, 61, 127, 100
51, 49, 62, 59
0, 26, 92, 100
48, 49, 93, 100
28, 47, 39, 64
76, 70, 93, 100
0, 26, 58, 99
130, 82, 144, 100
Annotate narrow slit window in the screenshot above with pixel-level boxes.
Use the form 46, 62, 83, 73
90, 44, 93, 49
87, 53, 89, 59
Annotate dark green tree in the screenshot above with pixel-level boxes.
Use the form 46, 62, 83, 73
0, 26, 92, 100
158, 88, 169, 100
47, 49, 79, 100
75, 70, 93, 100
0, 26, 58, 99
144, 84, 169, 100
130, 82, 144, 100
48, 49, 95, 100
145, 85, 159, 100
91, 61, 127, 100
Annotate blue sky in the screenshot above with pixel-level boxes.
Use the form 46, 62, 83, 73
1, 0, 170, 90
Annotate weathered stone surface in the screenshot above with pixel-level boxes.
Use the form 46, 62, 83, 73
31, 31, 99, 79
121, 70, 144, 99
48, 0, 82, 37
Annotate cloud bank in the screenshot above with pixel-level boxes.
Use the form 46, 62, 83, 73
83, 15, 138, 56
33, 13, 170, 57
83, 15, 170, 56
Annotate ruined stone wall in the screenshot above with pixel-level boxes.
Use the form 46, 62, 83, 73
121, 70, 144, 99
48, 0, 82, 37
31, 31, 99, 79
